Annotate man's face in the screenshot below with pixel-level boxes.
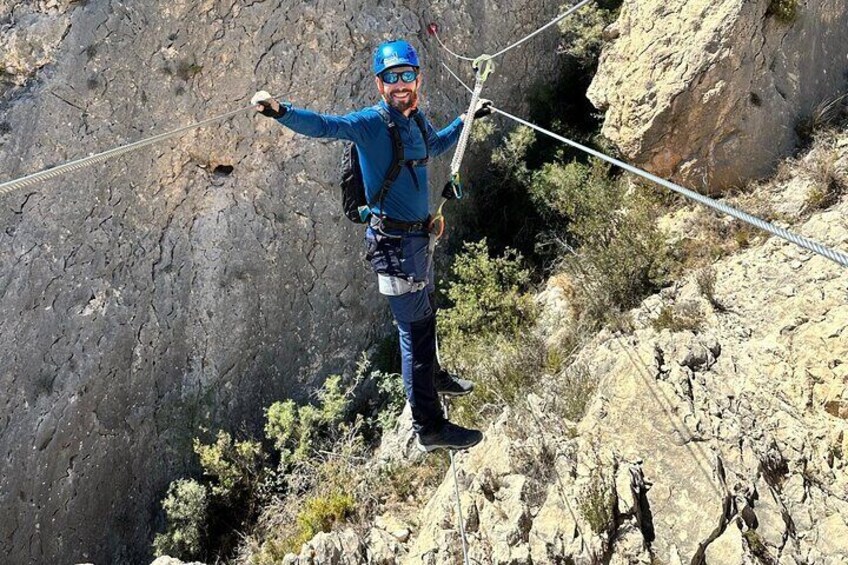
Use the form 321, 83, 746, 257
375, 65, 421, 113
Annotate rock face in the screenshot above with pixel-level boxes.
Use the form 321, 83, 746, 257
0, 1, 561, 563
587, 0, 848, 191
418, 194, 848, 564
299, 156, 848, 563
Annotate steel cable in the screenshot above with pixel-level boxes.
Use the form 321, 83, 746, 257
492, 107, 848, 268
430, 0, 595, 62
0, 101, 260, 198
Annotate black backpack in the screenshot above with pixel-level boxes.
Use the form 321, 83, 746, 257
340, 105, 430, 223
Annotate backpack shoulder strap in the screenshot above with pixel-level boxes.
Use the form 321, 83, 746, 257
369, 105, 405, 212
411, 112, 430, 159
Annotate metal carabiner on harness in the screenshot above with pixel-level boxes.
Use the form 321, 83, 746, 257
472, 54, 495, 83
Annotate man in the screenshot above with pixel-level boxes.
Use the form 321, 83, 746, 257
252, 39, 491, 452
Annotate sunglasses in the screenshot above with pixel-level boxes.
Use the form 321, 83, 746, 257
380, 69, 419, 84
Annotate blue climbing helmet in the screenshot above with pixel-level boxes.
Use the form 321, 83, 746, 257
372, 39, 420, 76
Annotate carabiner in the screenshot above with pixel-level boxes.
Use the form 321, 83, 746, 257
472, 55, 495, 83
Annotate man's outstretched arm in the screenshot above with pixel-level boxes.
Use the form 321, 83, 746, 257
252, 91, 373, 145
426, 116, 464, 158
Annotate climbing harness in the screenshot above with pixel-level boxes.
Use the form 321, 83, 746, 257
0, 100, 267, 198
376, 273, 428, 296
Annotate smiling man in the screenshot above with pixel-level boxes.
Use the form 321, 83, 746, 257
252, 40, 491, 452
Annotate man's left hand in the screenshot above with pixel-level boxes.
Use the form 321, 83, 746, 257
461, 98, 493, 122
473, 98, 493, 119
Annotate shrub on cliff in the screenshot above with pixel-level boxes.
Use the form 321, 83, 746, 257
767, 0, 798, 23
153, 375, 356, 562
557, 1, 621, 67
194, 431, 266, 503
530, 158, 672, 326
438, 239, 535, 342
437, 239, 542, 423
152, 479, 209, 560
264, 374, 349, 465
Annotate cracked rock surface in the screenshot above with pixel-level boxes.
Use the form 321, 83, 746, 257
587, 0, 848, 191
290, 178, 848, 563
0, 0, 560, 563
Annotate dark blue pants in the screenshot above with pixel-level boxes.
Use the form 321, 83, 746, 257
365, 226, 445, 434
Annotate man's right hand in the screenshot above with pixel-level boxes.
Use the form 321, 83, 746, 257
251, 90, 285, 118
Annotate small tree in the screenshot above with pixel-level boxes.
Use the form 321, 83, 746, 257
152, 479, 209, 560
264, 375, 350, 466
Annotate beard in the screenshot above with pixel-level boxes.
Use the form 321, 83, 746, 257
386, 88, 419, 113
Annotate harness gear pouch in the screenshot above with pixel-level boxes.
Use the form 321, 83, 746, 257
377, 274, 427, 296
365, 227, 433, 296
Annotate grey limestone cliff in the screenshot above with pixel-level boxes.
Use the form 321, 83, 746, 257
0, 0, 560, 563
587, 0, 848, 192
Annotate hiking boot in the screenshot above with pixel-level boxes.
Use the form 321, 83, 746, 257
416, 421, 483, 452
434, 370, 474, 397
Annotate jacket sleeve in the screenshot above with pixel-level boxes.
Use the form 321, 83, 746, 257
276, 106, 375, 144
426, 116, 464, 158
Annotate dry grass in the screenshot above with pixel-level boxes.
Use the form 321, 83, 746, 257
652, 302, 705, 333
798, 131, 847, 214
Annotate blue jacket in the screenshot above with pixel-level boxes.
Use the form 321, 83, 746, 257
276, 100, 464, 222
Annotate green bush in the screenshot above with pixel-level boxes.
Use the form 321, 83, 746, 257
193, 431, 266, 502
265, 399, 297, 453
557, 3, 617, 67
551, 362, 597, 422
490, 125, 535, 187
767, 0, 797, 23
438, 239, 535, 342
449, 332, 549, 426
264, 375, 350, 465
297, 492, 356, 541
262, 491, 356, 557
436, 240, 540, 425
374, 370, 406, 432
578, 468, 615, 535
317, 375, 348, 425
531, 159, 672, 326
651, 303, 704, 333
152, 479, 209, 560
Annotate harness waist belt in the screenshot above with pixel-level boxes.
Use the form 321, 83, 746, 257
373, 216, 430, 232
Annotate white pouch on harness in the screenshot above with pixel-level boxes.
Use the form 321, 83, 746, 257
378, 274, 427, 296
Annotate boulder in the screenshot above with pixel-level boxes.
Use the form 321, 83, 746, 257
588, 0, 848, 191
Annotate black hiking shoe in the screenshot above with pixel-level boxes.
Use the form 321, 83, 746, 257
416, 421, 483, 452
434, 370, 474, 397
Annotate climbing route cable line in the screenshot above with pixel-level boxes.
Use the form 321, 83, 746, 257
429, 0, 595, 62
438, 62, 848, 269
493, 106, 848, 268
0, 100, 265, 198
